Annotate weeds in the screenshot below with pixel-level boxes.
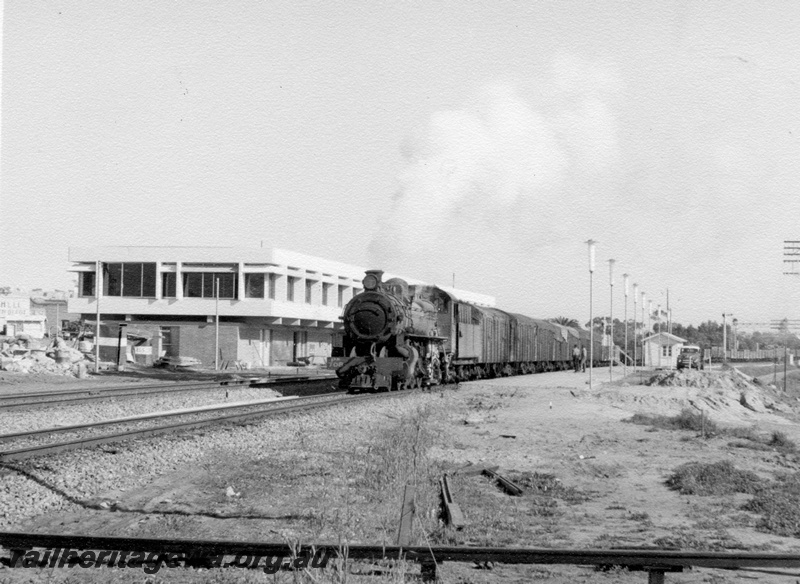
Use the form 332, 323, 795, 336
744, 472, 800, 537
626, 409, 718, 435
510, 472, 590, 504
768, 431, 796, 451
667, 461, 762, 496
627, 410, 799, 454
653, 528, 747, 551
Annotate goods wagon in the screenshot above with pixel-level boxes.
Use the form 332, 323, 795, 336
336, 270, 606, 392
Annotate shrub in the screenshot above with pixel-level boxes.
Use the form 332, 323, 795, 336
745, 472, 800, 537
667, 461, 762, 496
626, 409, 718, 435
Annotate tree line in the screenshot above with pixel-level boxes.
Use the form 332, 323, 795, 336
549, 316, 799, 351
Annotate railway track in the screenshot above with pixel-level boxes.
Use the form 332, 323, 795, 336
0, 388, 413, 462
3, 532, 800, 582
0, 374, 336, 411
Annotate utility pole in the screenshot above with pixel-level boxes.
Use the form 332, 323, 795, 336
657, 304, 662, 369
784, 241, 800, 276
666, 288, 670, 334
722, 313, 733, 366
641, 292, 646, 367
586, 240, 597, 388
633, 283, 639, 371
623, 274, 629, 377
608, 259, 615, 381
782, 241, 800, 390
648, 300, 653, 366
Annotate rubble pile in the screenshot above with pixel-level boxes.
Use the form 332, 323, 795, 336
646, 369, 754, 392
597, 367, 795, 425
0, 335, 93, 378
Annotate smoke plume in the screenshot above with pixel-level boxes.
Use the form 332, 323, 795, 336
369, 60, 620, 290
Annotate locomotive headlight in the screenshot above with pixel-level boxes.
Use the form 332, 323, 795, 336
363, 274, 379, 290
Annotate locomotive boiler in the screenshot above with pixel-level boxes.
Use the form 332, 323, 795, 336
336, 270, 449, 392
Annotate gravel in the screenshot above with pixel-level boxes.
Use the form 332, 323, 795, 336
0, 391, 433, 529
0, 385, 286, 435
1, 393, 349, 452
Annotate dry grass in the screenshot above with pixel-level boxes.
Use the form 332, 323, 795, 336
744, 472, 800, 537
625, 408, 718, 435
430, 469, 589, 549
666, 461, 762, 496
626, 409, 799, 456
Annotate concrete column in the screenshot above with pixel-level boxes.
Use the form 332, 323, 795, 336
155, 261, 162, 299
237, 263, 245, 300
175, 262, 183, 300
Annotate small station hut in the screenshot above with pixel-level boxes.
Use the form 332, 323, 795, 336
643, 332, 686, 369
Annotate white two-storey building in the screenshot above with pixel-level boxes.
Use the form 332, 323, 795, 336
67, 246, 381, 367
67, 246, 494, 369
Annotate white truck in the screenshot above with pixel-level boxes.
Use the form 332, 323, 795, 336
677, 345, 705, 370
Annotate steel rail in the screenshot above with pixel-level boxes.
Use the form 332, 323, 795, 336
0, 391, 402, 462
0, 376, 334, 411
0, 396, 304, 442
2, 532, 800, 575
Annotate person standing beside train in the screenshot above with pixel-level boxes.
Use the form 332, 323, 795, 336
572, 344, 581, 373
580, 346, 587, 372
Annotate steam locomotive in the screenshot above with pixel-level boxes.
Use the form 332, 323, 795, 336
335, 270, 604, 392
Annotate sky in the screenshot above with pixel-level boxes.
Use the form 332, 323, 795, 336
1, 1, 799, 329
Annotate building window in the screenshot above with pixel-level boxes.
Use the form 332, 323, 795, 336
103, 263, 156, 297
305, 280, 316, 304
245, 274, 265, 298
183, 272, 237, 299
80, 272, 96, 297
287, 276, 297, 302
662, 345, 673, 357
322, 283, 332, 306
162, 273, 176, 298
338, 285, 346, 308
268, 274, 277, 300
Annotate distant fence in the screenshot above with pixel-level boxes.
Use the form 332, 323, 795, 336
709, 347, 797, 362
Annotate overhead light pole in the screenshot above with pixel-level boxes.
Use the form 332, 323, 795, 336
722, 313, 733, 366
608, 259, 616, 381
632, 283, 639, 371
623, 274, 629, 377
641, 292, 646, 368
648, 300, 653, 368
657, 303, 662, 369
586, 239, 597, 388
